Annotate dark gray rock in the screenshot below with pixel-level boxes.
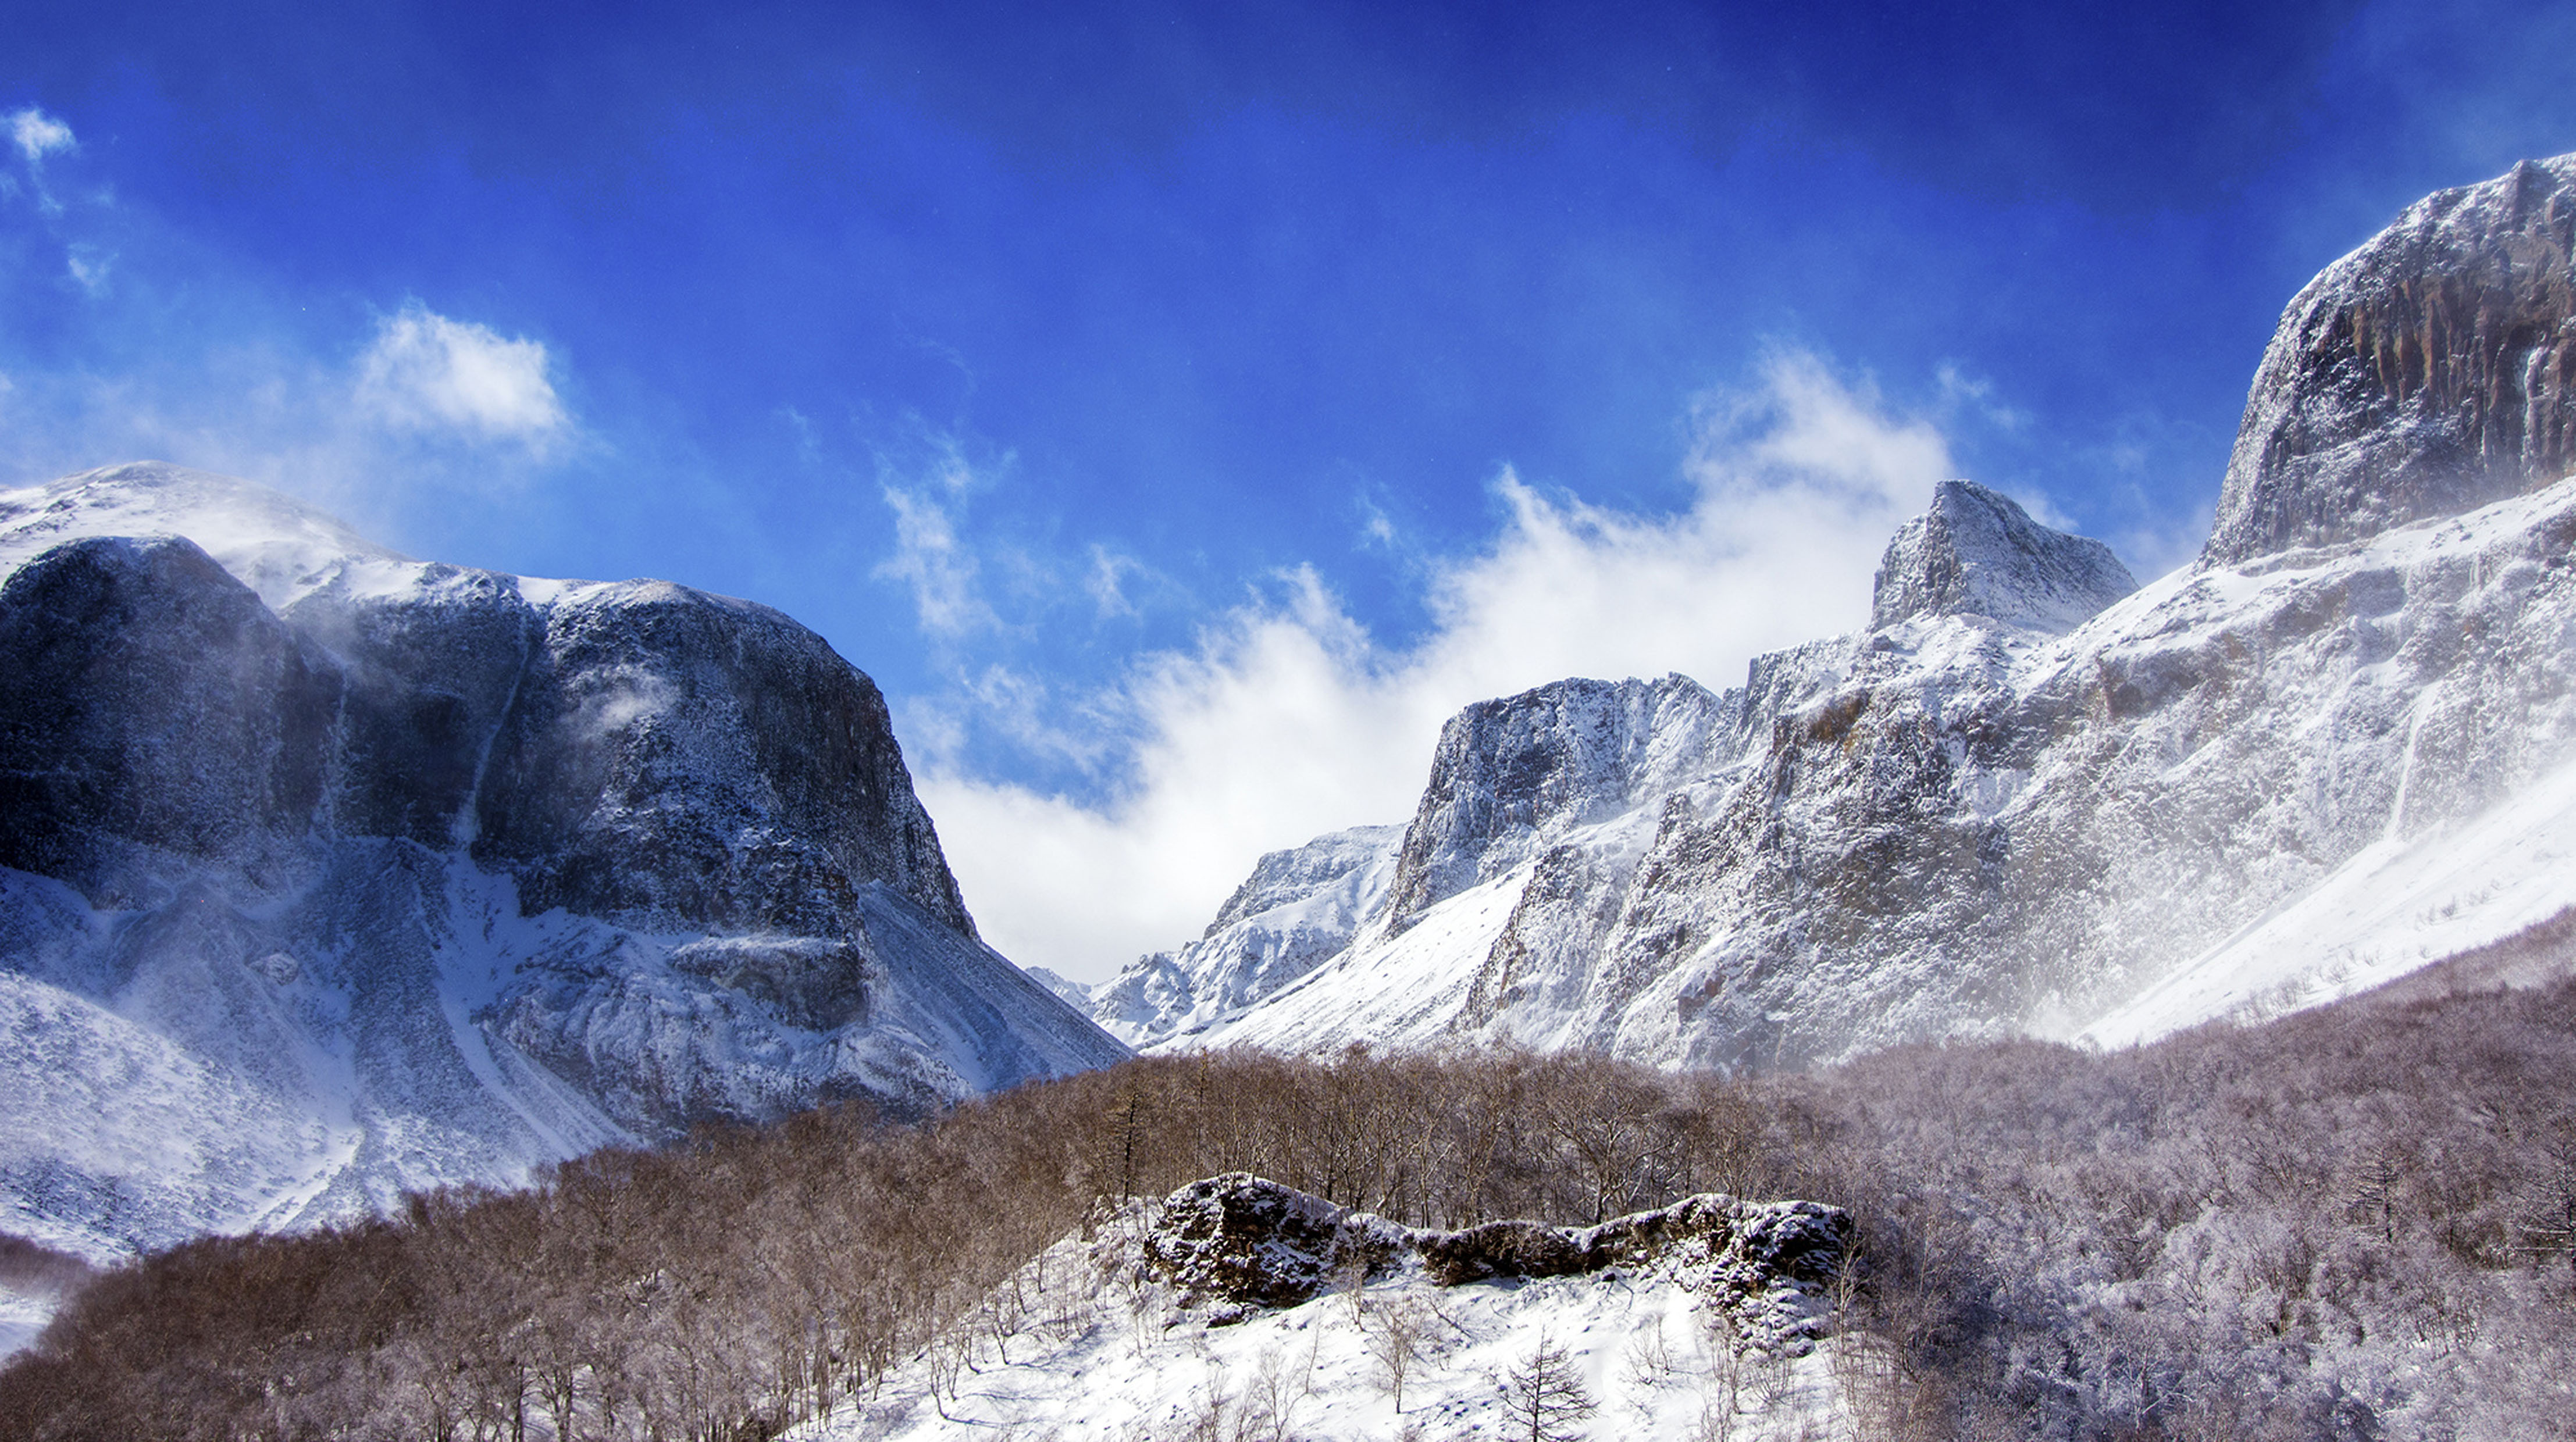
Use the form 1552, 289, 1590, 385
0, 536, 335, 896
1141, 1173, 1850, 1345
2208, 154, 2576, 563
0, 463, 1127, 1257
472, 579, 972, 939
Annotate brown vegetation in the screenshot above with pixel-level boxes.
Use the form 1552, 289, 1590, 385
4, 972, 2574, 1440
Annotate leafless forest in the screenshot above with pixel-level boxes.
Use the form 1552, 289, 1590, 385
5, 969, 2574, 1441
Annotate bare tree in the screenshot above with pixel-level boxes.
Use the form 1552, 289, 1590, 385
2521, 1123, 2576, 1286
1501, 1333, 1597, 1442
1362, 1294, 1434, 1414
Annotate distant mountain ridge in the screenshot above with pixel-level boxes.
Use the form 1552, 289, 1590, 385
1099, 154, 2576, 1064
0, 465, 1126, 1262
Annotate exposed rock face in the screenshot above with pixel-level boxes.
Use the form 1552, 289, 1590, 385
470, 577, 972, 938
2208, 154, 2576, 563
0, 536, 336, 888
1383, 676, 1726, 934
1146, 175, 2576, 1061
1091, 826, 1401, 1047
0, 463, 1126, 1259
1142, 1173, 1848, 1347
1869, 479, 2136, 633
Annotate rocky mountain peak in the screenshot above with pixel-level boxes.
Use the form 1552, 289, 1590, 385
1868, 479, 2136, 634
1382, 674, 1723, 933
2206, 153, 2576, 564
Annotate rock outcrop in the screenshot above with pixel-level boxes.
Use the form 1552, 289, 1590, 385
1381, 676, 1726, 935
0, 463, 1126, 1259
1869, 479, 2136, 633
1141, 1173, 1848, 1347
2208, 155, 2576, 563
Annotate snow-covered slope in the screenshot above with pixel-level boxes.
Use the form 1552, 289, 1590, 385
800, 1175, 1853, 1442
1132, 156, 2576, 1064
0, 463, 1127, 1263
1092, 825, 1403, 1047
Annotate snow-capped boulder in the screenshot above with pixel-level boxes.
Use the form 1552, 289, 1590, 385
2208, 153, 2576, 564
1868, 479, 2136, 634
1141, 1173, 1849, 1348
0, 463, 1126, 1259
1142, 1173, 1410, 1315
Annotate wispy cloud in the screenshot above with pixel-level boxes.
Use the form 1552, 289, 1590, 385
874, 434, 1001, 638
3, 106, 84, 242
354, 302, 568, 445
8, 106, 73, 165
1085, 544, 1144, 619
922, 351, 1962, 980
8, 107, 74, 166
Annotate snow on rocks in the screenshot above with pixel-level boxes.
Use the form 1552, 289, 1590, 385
802, 1177, 1854, 1442
0, 462, 1126, 1259
1143, 480, 2576, 1068
1868, 479, 2136, 634
1091, 826, 1403, 1048
1115, 159, 2576, 1067
2207, 153, 2576, 565
1141, 1175, 1848, 1350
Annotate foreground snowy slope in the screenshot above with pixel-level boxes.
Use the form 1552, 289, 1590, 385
805, 1175, 1853, 1442
1109, 154, 2576, 1063
0, 464, 1126, 1266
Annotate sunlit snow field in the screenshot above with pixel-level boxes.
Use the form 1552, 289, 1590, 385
804, 1216, 1847, 1442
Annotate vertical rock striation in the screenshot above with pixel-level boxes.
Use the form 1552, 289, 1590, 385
2209, 155, 2576, 563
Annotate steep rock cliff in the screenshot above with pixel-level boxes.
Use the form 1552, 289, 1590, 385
0, 463, 1125, 1260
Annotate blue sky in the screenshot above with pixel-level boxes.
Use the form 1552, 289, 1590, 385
6, 1, 2575, 977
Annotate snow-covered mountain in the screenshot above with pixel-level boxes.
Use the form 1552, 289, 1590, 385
1102, 153, 2576, 1065
0, 464, 1127, 1264
1091, 824, 1403, 1047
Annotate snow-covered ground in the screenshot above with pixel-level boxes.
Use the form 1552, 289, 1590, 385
0, 1284, 57, 1362
2082, 742, 2576, 1045
804, 1211, 1849, 1442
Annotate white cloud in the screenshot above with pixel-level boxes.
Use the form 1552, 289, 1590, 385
8, 108, 74, 165
1085, 544, 1144, 619
875, 438, 999, 638
924, 352, 1959, 981
354, 302, 568, 444
65, 244, 111, 295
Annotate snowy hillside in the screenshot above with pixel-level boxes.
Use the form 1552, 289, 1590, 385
0, 463, 1125, 1269
802, 1174, 1853, 1442
1152, 474, 2576, 1066
1110, 154, 2576, 1062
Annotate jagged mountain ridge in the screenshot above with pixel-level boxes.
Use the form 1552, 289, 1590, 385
0, 465, 1126, 1262
1091, 824, 1402, 1047
1099, 155, 2576, 1063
